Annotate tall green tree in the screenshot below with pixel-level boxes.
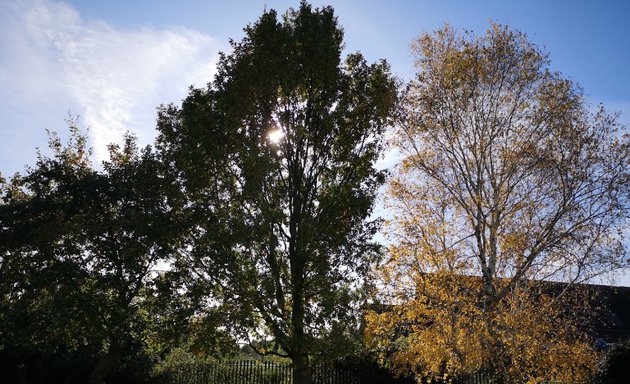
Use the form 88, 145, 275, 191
156, 3, 397, 383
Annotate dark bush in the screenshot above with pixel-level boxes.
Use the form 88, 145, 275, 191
592, 340, 630, 384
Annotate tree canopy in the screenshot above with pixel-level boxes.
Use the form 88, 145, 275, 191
0, 124, 185, 383
366, 23, 629, 384
155, 3, 397, 384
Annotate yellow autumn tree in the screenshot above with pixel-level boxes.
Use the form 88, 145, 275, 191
366, 24, 629, 384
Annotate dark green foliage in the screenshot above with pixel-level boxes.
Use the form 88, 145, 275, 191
0, 3, 397, 382
0, 125, 185, 382
592, 340, 630, 384
156, 2, 397, 383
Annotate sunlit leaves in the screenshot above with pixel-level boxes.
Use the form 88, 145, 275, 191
367, 22, 628, 383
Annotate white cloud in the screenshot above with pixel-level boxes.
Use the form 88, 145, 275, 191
0, 0, 220, 167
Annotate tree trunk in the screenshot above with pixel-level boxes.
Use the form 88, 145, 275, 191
89, 341, 122, 384
292, 353, 314, 384
290, 277, 313, 384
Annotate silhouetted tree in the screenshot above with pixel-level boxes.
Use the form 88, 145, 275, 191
156, 3, 397, 383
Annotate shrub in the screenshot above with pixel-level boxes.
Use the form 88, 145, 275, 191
592, 340, 630, 384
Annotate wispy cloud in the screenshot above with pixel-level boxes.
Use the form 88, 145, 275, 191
0, 0, 220, 167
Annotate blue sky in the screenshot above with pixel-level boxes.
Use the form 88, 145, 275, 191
64, 1, 630, 89
1, 0, 629, 283
2, 0, 629, 170
66, 0, 630, 98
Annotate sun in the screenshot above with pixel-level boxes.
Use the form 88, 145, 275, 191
267, 128, 284, 144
